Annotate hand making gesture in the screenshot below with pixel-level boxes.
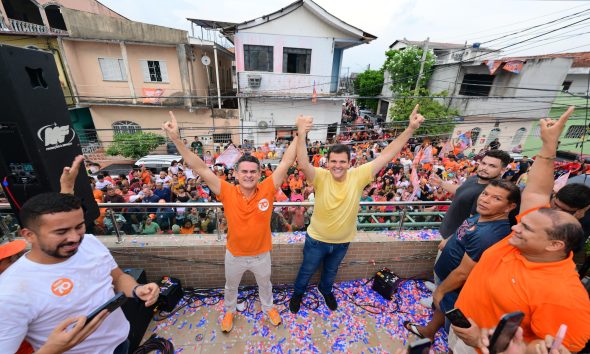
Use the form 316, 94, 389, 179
408, 104, 425, 131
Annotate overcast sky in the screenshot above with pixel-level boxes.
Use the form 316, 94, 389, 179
99, 0, 590, 73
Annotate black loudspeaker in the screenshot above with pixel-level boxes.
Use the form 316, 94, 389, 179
0, 45, 98, 224
122, 268, 154, 352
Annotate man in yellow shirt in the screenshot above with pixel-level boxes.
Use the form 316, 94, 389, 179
289, 105, 425, 313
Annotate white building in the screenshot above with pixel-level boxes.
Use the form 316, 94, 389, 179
428, 56, 573, 151
219, 0, 376, 144
377, 39, 497, 120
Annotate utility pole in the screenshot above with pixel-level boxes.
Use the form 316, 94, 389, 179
414, 37, 430, 96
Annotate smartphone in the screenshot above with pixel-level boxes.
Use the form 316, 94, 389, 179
488, 311, 525, 354
408, 338, 431, 354
85, 292, 128, 326
445, 308, 471, 328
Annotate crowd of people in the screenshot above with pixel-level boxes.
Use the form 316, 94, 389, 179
1, 102, 590, 353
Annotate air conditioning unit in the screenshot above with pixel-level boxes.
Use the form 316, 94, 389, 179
248, 75, 262, 89
257, 120, 271, 131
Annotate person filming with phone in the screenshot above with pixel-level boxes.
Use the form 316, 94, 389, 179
0, 156, 160, 354
448, 107, 590, 353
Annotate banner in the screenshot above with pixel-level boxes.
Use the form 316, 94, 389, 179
503, 60, 524, 74
215, 145, 242, 169
439, 140, 452, 158
484, 60, 503, 75
142, 88, 164, 104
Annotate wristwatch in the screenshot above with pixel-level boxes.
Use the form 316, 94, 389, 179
132, 284, 142, 299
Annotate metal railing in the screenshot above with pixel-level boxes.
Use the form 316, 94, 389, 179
8, 19, 68, 35
0, 201, 450, 244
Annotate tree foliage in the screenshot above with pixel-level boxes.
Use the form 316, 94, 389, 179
354, 69, 384, 111
106, 131, 165, 159
388, 89, 458, 136
383, 46, 435, 95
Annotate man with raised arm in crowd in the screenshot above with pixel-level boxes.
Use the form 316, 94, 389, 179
163, 111, 298, 333
0, 155, 160, 354
450, 107, 590, 353
289, 104, 424, 314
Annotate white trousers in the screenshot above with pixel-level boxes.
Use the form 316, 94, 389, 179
224, 249, 273, 313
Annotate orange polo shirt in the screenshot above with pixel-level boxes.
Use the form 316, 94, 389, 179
218, 177, 275, 256
456, 206, 590, 352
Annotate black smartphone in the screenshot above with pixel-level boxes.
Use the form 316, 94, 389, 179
445, 308, 471, 328
488, 311, 525, 354
85, 292, 128, 326
408, 338, 431, 354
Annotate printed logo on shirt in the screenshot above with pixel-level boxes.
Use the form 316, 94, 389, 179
455, 219, 476, 241
258, 198, 269, 211
51, 278, 74, 296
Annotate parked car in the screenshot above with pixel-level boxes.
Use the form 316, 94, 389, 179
135, 154, 182, 172
90, 163, 136, 179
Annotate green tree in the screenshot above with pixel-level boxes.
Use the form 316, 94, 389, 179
388, 89, 458, 136
354, 69, 384, 111
383, 46, 435, 94
106, 131, 165, 159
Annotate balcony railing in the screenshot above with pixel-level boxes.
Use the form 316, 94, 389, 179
0, 201, 450, 244
8, 19, 68, 35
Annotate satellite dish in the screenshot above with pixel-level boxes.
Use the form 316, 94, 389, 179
257, 120, 268, 129
201, 55, 211, 66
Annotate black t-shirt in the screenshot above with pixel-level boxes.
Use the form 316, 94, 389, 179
439, 176, 488, 238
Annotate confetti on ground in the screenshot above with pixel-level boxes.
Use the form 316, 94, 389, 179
145, 279, 448, 353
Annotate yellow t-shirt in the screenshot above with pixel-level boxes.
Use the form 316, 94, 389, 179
307, 163, 374, 243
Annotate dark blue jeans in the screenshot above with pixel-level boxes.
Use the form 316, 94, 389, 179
293, 234, 350, 296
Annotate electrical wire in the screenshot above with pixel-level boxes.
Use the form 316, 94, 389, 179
132, 333, 174, 354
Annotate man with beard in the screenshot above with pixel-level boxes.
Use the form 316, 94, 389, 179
403, 179, 519, 340
0, 192, 160, 353
451, 107, 590, 353
431, 149, 512, 242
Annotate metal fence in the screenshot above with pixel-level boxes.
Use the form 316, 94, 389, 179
0, 201, 450, 244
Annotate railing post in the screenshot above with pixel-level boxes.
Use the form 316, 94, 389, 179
215, 207, 221, 242
397, 206, 407, 237
108, 209, 123, 244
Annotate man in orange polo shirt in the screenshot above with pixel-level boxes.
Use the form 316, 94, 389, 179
163, 112, 297, 333
450, 107, 590, 353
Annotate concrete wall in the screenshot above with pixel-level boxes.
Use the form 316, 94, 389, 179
188, 46, 234, 96
102, 233, 439, 288
38, 0, 126, 19
242, 5, 352, 40
564, 72, 589, 94
241, 98, 342, 145
61, 8, 187, 44
62, 40, 187, 101
90, 106, 239, 150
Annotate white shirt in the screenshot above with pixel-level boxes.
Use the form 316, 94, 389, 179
0, 235, 129, 354
95, 179, 112, 190
155, 175, 172, 187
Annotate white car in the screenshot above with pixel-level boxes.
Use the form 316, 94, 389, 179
135, 155, 182, 172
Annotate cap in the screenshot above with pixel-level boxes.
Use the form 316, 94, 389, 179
0, 240, 26, 260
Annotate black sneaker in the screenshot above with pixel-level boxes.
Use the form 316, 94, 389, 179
289, 293, 303, 314
318, 289, 338, 311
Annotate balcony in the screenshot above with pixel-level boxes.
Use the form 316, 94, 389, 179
8, 19, 67, 35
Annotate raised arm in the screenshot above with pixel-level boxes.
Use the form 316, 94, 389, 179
295, 115, 315, 182
162, 111, 220, 195
271, 136, 298, 190
429, 173, 461, 195
60, 155, 85, 194
521, 107, 574, 213
370, 104, 424, 176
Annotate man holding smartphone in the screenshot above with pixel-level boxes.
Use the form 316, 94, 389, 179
403, 180, 519, 339
450, 107, 590, 353
0, 157, 160, 354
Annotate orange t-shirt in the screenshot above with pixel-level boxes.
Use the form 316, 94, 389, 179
218, 177, 275, 256
140, 170, 151, 185
289, 178, 303, 191
455, 206, 590, 352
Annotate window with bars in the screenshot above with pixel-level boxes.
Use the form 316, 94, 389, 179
140, 60, 169, 83
471, 128, 481, 143
512, 127, 527, 145
112, 121, 141, 135
98, 58, 127, 81
565, 125, 588, 139
244, 45, 273, 72
459, 74, 494, 96
486, 128, 501, 144
283, 47, 311, 74
213, 133, 232, 144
